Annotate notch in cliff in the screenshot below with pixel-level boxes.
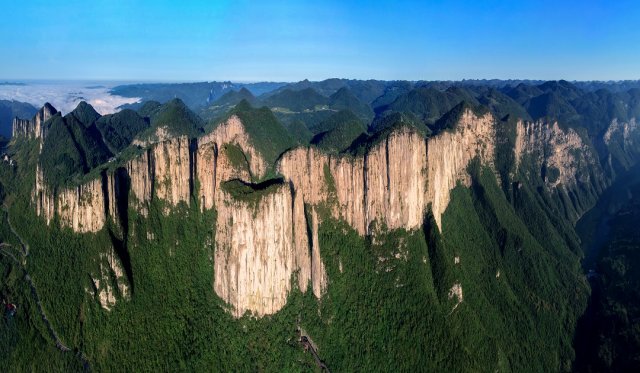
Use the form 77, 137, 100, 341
221, 177, 285, 205
213, 100, 295, 177
431, 101, 490, 135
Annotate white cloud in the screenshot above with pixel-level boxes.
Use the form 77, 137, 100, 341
0, 81, 140, 116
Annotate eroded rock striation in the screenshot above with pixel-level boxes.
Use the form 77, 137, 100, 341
514, 120, 607, 219
30, 105, 617, 317
279, 109, 494, 232
603, 118, 640, 170
12, 103, 57, 139
214, 184, 296, 317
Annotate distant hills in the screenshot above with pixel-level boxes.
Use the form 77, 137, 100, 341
12, 78, 640, 188
107, 79, 640, 142
0, 100, 38, 137
111, 81, 286, 110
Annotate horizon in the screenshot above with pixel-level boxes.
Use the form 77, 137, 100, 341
2, 0, 640, 81
3, 77, 640, 85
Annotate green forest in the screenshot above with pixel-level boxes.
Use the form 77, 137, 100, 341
2, 78, 640, 371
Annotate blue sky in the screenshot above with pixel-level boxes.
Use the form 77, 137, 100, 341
1, 0, 639, 82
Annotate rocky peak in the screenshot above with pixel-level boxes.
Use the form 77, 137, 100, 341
12, 102, 58, 139
68, 101, 101, 126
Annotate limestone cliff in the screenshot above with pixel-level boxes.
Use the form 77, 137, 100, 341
603, 118, 640, 169
34, 167, 107, 233
126, 149, 154, 214
11, 103, 57, 139
514, 120, 606, 218
213, 185, 296, 317
426, 110, 495, 228
152, 136, 192, 209
195, 141, 217, 210
33, 106, 614, 318
33, 165, 56, 226
55, 177, 106, 233
279, 109, 493, 232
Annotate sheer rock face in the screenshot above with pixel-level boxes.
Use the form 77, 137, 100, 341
207, 126, 323, 317
34, 165, 56, 225
195, 141, 217, 210
12, 103, 57, 139
309, 207, 327, 298
214, 185, 296, 317
152, 136, 191, 210
56, 177, 106, 233
366, 128, 427, 232
34, 165, 106, 233
278, 147, 330, 205
279, 110, 491, 232
604, 118, 640, 168
126, 149, 154, 214
331, 156, 367, 233
212, 183, 327, 317
426, 110, 496, 229
515, 121, 605, 188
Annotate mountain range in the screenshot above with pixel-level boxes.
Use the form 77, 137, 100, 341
1, 78, 640, 371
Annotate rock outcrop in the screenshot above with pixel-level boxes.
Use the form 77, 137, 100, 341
603, 118, 640, 169
200, 115, 268, 179
12, 103, 57, 139
91, 251, 131, 311
514, 120, 606, 219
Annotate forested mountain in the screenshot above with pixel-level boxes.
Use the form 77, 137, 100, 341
2, 79, 640, 371
111, 81, 287, 111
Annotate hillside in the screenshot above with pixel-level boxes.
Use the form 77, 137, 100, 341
38, 103, 113, 187
378, 87, 468, 125
328, 87, 374, 121
262, 87, 329, 112
135, 98, 204, 142
200, 87, 258, 120
310, 110, 367, 153
96, 109, 150, 152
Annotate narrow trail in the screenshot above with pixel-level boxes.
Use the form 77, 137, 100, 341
5, 210, 29, 256
2, 207, 90, 370
298, 327, 330, 372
